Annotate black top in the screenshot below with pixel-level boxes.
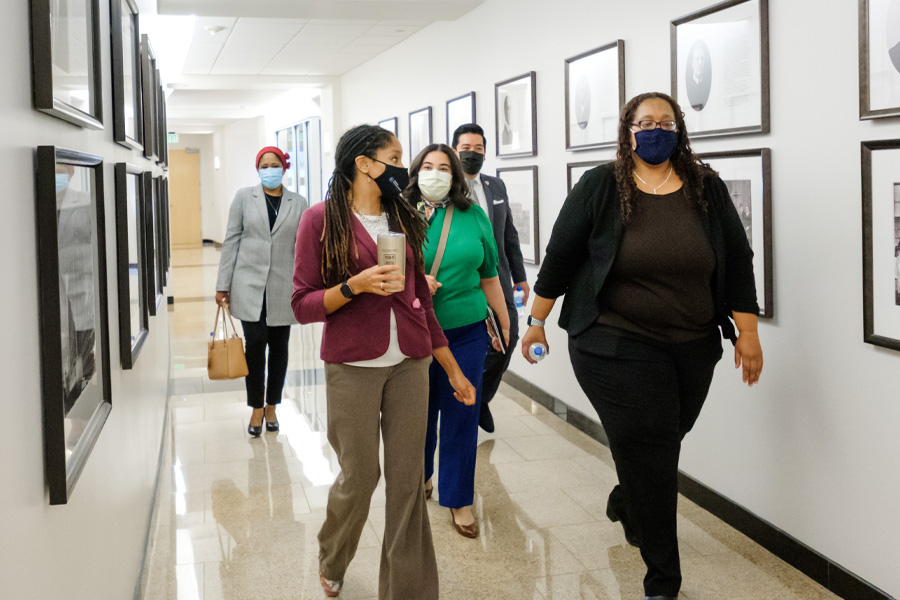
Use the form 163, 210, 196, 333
264, 192, 282, 230
596, 189, 716, 343
533, 163, 757, 344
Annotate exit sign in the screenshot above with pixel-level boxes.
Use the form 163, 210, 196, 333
167, 132, 178, 143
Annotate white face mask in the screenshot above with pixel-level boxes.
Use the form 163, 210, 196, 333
417, 169, 453, 202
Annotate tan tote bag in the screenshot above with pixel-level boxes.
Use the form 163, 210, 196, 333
207, 304, 249, 380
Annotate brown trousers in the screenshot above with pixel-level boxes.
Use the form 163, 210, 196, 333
319, 358, 439, 600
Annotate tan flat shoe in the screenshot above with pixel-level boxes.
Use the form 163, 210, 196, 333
450, 508, 478, 538
319, 573, 342, 597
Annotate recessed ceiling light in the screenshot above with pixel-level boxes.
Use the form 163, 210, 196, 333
205, 25, 226, 35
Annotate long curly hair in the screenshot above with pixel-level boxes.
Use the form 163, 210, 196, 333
614, 92, 714, 223
321, 124, 428, 287
401, 144, 473, 212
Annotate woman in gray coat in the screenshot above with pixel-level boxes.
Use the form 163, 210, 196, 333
216, 146, 308, 436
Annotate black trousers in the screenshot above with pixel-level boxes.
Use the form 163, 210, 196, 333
569, 324, 722, 597
481, 303, 519, 405
240, 300, 291, 409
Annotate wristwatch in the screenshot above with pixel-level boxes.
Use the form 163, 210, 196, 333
340, 281, 355, 298
526, 315, 545, 327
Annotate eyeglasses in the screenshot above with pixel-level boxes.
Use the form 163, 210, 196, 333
630, 120, 678, 132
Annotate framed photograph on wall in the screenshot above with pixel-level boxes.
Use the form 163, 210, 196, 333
699, 149, 773, 318
671, 0, 769, 138
446, 92, 476, 144
140, 35, 157, 160
154, 176, 168, 290
378, 117, 398, 136
567, 160, 611, 193
35, 146, 112, 505
114, 163, 149, 369
160, 175, 171, 280
496, 166, 540, 264
110, 0, 143, 150
408, 107, 432, 162
565, 41, 625, 151
30, 0, 104, 129
143, 172, 163, 315
495, 72, 537, 158
859, 0, 900, 119
861, 139, 900, 351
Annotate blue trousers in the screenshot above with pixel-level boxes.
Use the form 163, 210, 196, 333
424, 320, 488, 509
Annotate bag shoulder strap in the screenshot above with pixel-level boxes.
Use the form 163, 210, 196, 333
429, 205, 454, 278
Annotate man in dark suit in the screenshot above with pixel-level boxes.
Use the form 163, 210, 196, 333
452, 123, 529, 432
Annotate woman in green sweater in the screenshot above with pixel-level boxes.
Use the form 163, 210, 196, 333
403, 144, 509, 538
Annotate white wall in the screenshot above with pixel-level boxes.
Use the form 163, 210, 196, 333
0, 1, 171, 598
211, 117, 267, 243
169, 133, 218, 241
339, 0, 900, 596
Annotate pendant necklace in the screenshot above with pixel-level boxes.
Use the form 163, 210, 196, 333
633, 166, 673, 195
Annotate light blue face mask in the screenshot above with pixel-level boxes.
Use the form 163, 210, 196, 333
259, 167, 284, 190
55, 173, 69, 194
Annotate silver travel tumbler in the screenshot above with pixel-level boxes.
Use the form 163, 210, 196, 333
377, 232, 406, 292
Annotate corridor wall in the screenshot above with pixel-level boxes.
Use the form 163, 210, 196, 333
339, 0, 900, 596
0, 1, 171, 598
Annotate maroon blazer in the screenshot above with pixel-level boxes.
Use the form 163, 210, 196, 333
291, 202, 448, 363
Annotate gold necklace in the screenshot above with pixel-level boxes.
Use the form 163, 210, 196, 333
633, 166, 673, 195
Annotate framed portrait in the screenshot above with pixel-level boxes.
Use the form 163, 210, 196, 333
495, 72, 537, 158
35, 146, 112, 505
408, 107, 432, 162
159, 176, 171, 280
671, 0, 769, 138
114, 163, 149, 369
496, 166, 540, 264
567, 160, 611, 193
446, 92, 476, 144
143, 172, 163, 315
110, 0, 142, 150
859, 0, 900, 119
156, 78, 169, 167
140, 35, 158, 160
699, 149, 773, 318
30, 0, 104, 129
861, 140, 900, 351
155, 176, 169, 289
378, 117, 398, 136
565, 41, 625, 151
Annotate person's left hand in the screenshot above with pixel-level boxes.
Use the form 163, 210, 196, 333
515, 281, 530, 306
734, 331, 763, 386
425, 275, 442, 296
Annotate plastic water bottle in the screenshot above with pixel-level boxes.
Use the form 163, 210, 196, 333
528, 343, 548, 362
514, 285, 525, 318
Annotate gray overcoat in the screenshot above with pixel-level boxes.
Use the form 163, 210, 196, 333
216, 184, 308, 326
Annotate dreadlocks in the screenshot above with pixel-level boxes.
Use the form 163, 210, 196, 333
321, 124, 428, 287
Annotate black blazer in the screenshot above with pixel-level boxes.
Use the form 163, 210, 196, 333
479, 173, 527, 305
533, 163, 758, 343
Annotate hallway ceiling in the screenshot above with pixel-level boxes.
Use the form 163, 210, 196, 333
154, 0, 483, 132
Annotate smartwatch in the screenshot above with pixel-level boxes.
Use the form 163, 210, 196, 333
340, 281, 355, 298
526, 315, 545, 327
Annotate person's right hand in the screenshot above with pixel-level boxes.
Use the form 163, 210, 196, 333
521, 325, 549, 364
448, 371, 477, 406
215, 291, 230, 306
348, 265, 405, 295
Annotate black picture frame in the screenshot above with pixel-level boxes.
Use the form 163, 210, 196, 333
446, 92, 476, 144
496, 166, 540, 264
858, 0, 900, 119
159, 175, 171, 281
140, 35, 158, 160
565, 41, 625, 151
408, 106, 433, 162
566, 160, 611, 193
154, 175, 167, 290
156, 77, 168, 167
495, 72, 538, 158
110, 0, 143, 150
861, 139, 900, 351
142, 172, 162, 316
378, 117, 398, 136
671, 0, 769, 138
30, 0, 104, 129
35, 146, 112, 505
114, 163, 149, 369
699, 148, 774, 318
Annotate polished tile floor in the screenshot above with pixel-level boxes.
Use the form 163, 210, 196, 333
139, 247, 839, 600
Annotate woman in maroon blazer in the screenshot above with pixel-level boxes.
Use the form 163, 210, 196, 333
292, 124, 475, 600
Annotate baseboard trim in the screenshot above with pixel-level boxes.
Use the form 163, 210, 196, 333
501, 371, 895, 600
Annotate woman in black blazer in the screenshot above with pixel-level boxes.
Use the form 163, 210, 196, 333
521, 92, 763, 600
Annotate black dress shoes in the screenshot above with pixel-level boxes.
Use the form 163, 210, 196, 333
478, 401, 495, 433
645, 596, 677, 600
606, 496, 641, 548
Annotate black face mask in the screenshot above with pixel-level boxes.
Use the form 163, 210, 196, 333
371, 159, 409, 200
458, 151, 484, 175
